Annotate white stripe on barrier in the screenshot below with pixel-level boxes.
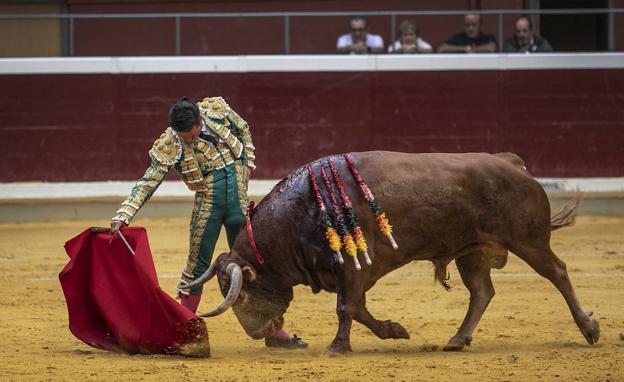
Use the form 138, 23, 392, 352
1, 54, 623, 75
0, 179, 279, 199
0, 178, 623, 200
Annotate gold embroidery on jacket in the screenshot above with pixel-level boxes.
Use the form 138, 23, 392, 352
197, 96, 231, 119
149, 127, 182, 166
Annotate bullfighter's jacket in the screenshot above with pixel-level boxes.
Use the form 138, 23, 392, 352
112, 96, 255, 224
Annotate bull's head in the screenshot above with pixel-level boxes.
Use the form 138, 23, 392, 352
179, 251, 292, 340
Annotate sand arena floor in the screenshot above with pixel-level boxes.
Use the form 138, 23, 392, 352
0, 215, 623, 381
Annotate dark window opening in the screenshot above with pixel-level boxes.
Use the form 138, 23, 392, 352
540, 0, 608, 51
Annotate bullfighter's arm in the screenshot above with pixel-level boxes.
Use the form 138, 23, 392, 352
112, 159, 170, 225
112, 128, 180, 224
227, 108, 256, 170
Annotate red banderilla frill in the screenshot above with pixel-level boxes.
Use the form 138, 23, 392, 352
327, 159, 372, 266
307, 164, 343, 264
343, 154, 398, 250
320, 165, 361, 270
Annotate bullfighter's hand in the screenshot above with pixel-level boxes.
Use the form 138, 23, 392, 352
110, 220, 127, 237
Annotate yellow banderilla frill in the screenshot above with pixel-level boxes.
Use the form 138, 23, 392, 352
343, 233, 361, 270
325, 227, 344, 264
343, 233, 357, 257
325, 227, 342, 252
353, 226, 372, 265
376, 213, 398, 249
353, 226, 368, 252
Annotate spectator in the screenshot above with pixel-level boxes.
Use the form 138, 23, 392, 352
337, 16, 384, 54
388, 20, 433, 54
503, 16, 553, 53
438, 14, 497, 53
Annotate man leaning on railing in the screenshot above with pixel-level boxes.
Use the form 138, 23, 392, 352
503, 16, 553, 53
336, 16, 384, 54
438, 14, 497, 53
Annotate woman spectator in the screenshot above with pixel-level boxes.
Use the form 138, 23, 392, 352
388, 20, 433, 54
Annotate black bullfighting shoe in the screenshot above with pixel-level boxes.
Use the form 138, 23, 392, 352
264, 334, 308, 349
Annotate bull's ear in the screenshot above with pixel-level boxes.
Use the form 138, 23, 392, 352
242, 266, 257, 283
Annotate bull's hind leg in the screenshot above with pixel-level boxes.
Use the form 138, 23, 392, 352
354, 293, 410, 340
443, 251, 495, 351
511, 243, 600, 345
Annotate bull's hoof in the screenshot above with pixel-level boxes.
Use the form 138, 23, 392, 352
581, 318, 600, 345
377, 320, 410, 340
324, 340, 352, 357
442, 335, 472, 352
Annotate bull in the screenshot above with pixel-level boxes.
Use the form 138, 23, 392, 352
181, 151, 600, 355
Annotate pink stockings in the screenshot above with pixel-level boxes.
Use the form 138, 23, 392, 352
180, 294, 201, 313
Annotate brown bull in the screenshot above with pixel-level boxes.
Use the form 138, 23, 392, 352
181, 151, 600, 355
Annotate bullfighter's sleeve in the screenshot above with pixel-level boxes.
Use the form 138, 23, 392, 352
226, 108, 256, 170
112, 160, 170, 225
112, 128, 181, 224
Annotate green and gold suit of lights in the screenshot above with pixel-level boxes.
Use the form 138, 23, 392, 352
113, 97, 256, 295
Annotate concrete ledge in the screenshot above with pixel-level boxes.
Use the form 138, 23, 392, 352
1, 178, 622, 222
1, 54, 623, 75
0, 179, 280, 200
1, 177, 623, 201
0, 192, 622, 223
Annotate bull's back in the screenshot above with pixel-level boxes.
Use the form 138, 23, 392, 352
344, 151, 548, 251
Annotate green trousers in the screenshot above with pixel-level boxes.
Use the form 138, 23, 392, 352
179, 164, 246, 295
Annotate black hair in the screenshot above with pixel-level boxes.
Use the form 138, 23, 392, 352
168, 96, 200, 132
350, 16, 368, 28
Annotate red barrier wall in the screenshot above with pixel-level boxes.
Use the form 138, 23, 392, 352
0, 68, 622, 181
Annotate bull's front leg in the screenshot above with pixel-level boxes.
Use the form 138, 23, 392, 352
326, 292, 356, 355
355, 293, 410, 340
326, 261, 362, 356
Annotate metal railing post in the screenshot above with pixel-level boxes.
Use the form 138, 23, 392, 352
388, 13, 396, 51
390, 14, 396, 52
498, 13, 503, 52
69, 16, 74, 56
608, 1, 615, 51
175, 16, 181, 56
284, 15, 290, 54
61, 3, 70, 56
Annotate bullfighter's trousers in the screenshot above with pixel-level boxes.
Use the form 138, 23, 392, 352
177, 163, 247, 295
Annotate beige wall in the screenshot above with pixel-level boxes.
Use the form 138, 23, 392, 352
0, 4, 63, 57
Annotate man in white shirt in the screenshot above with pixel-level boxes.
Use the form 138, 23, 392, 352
337, 16, 384, 54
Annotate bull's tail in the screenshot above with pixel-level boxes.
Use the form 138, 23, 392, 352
550, 196, 582, 231
433, 258, 452, 291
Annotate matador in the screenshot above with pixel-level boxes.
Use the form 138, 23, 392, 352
110, 96, 307, 349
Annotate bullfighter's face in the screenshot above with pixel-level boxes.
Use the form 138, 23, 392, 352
213, 253, 292, 340
176, 123, 201, 144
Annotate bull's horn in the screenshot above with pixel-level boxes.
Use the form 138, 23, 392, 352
200, 263, 243, 317
179, 260, 219, 290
